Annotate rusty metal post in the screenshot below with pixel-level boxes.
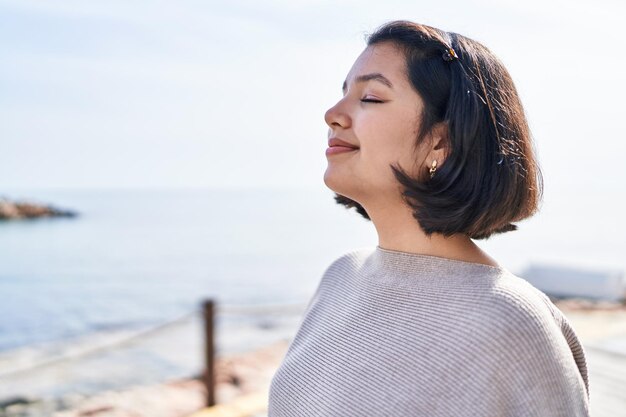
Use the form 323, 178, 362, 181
202, 299, 215, 407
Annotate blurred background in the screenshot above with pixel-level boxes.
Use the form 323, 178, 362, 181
0, 0, 624, 416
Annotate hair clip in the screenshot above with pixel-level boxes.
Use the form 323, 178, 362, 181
442, 47, 458, 62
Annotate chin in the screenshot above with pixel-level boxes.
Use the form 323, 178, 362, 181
323, 168, 358, 200
322, 170, 338, 192
323, 168, 343, 193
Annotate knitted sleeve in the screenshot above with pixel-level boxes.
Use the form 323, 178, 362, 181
542, 294, 590, 399
489, 294, 591, 417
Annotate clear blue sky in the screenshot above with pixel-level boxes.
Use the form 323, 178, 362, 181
1, 0, 624, 191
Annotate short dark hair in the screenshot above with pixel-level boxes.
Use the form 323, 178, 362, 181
333, 20, 543, 240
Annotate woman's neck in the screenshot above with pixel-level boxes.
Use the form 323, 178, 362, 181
365, 198, 501, 268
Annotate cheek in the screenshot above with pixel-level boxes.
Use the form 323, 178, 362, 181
372, 118, 418, 162
392, 108, 421, 160
360, 143, 410, 189
375, 128, 421, 180
353, 106, 420, 175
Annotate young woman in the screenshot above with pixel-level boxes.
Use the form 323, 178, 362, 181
269, 20, 590, 416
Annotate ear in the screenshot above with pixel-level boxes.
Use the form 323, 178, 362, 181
424, 122, 450, 167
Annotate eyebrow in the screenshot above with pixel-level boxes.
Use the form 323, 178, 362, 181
342, 73, 394, 93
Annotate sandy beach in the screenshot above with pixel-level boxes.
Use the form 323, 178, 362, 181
1, 339, 291, 417
552, 297, 626, 343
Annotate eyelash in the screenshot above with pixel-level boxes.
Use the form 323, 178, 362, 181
360, 98, 384, 103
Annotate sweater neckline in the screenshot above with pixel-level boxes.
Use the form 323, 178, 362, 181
366, 245, 510, 285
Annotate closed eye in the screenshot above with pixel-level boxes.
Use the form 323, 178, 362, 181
360, 98, 384, 103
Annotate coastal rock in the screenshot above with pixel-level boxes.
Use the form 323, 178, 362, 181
0, 197, 77, 220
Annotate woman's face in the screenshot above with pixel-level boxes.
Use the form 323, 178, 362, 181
323, 41, 427, 204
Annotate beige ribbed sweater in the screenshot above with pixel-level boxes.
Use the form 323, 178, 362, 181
268, 246, 590, 416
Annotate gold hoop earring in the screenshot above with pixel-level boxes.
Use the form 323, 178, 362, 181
429, 160, 438, 178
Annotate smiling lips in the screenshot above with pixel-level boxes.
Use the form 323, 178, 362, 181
326, 138, 359, 156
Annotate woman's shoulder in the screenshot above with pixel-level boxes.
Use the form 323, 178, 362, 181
320, 246, 376, 278
488, 270, 565, 324
469, 270, 571, 342
480, 271, 590, 404
480, 271, 588, 385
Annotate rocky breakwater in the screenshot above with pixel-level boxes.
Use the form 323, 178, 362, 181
0, 196, 77, 220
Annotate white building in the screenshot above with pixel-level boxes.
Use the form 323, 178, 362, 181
520, 264, 626, 302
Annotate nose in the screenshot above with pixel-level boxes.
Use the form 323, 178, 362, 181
324, 99, 351, 130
